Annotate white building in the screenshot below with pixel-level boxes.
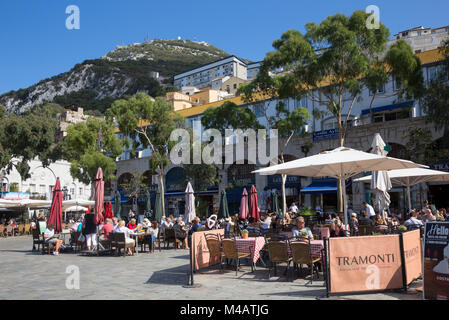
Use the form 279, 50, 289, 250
0, 159, 92, 201
390, 25, 449, 54
173, 56, 248, 90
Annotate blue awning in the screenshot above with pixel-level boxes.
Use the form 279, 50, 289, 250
301, 179, 350, 195
361, 101, 414, 116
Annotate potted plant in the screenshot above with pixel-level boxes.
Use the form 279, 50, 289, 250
398, 225, 407, 233
241, 229, 249, 239
299, 231, 309, 241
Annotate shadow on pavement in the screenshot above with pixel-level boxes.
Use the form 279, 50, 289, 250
145, 264, 190, 286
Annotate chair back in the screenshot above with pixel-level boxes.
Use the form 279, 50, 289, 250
290, 241, 312, 265
165, 228, 176, 241
71, 231, 81, 243
6, 225, 12, 233
114, 232, 126, 246
24, 224, 31, 234
319, 227, 330, 239
0, 224, 5, 234
267, 240, 289, 263
19, 224, 25, 234
222, 239, 238, 259
358, 225, 373, 236
32, 228, 41, 241
204, 233, 221, 258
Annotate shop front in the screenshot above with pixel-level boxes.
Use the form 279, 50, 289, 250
264, 175, 301, 212
226, 163, 256, 214
165, 167, 186, 217
300, 178, 351, 213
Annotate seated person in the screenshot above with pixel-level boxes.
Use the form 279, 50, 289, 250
404, 211, 424, 230
349, 213, 359, 233
374, 213, 387, 226
173, 220, 189, 249
43, 223, 63, 256
358, 211, 374, 226
114, 220, 136, 255
330, 221, 347, 238
127, 218, 137, 231
291, 217, 314, 240
99, 218, 114, 244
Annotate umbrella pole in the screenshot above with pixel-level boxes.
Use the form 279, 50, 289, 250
340, 177, 348, 227
407, 185, 412, 213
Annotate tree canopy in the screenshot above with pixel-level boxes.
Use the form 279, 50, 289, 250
61, 117, 123, 184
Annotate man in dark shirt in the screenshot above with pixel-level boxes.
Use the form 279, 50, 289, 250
358, 211, 374, 226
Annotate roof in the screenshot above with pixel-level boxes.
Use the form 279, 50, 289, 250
174, 55, 248, 79
415, 48, 445, 65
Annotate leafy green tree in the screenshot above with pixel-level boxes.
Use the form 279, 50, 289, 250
120, 171, 146, 212
0, 107, 60, 180
107, 93, 185, 217
403, 126, 449, 165
61, 117, 123, 185
201, 101, 262, 135
242, 10, 424, 213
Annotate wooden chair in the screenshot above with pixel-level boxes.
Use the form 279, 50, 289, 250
24, 224, 31, 235
0, 225, 5, 238
5, 225, 13, 237
267, 240, 292, 280
17, 224, 25, 236
152, 229, 163, 252
204, 233, 224, 270
358, 225, 374, 236
113, 232, 135, 257
222, 238, 253, 276
164, 228, 180, 249
290, 241, 321, 284
32, 228, 44, 251
41, 238, 54, 255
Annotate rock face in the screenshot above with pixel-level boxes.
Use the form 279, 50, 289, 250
0, 39, 229, 113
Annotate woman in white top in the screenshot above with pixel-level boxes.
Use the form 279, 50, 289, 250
43, 223, 63, 255
114, 220, 135, 255
146, 221, 159, 254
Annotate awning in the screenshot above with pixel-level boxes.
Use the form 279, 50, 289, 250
301, 179, 351, 195
361, 101, 414, 116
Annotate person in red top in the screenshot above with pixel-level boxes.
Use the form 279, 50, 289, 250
127, 218, 137, 231
101, 219, 114, 239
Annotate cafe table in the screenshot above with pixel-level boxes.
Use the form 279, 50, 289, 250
235, 236, 266, 265
130, 232, 146, 256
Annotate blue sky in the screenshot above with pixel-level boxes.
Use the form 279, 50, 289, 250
0, 0, 448, 94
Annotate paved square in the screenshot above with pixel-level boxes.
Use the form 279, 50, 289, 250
0, 236, 422, 300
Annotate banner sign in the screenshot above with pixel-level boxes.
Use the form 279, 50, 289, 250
329, 235, 403, 293
402, 229, 422, 285
313, 128, 339, 142
191, 229, 225, 271
423, 222, 449, 300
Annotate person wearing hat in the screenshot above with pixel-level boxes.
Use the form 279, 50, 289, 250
349, 212, 359, 235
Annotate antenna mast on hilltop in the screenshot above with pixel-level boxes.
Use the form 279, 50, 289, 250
144, 34, 150, 42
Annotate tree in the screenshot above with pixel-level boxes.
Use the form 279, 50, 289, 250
107, 93, 185, 217
119, 171, 146, 212
201, 101, 262, 135
0, 106, 60, 180
61, 117, 123, 185
403, 126, 449, 165
241, 10, 424, 213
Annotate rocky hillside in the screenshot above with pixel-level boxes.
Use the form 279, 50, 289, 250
0, 40, 229, 113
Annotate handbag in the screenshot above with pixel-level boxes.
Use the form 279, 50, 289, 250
77, 233, 85, 243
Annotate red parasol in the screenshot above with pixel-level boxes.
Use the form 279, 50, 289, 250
93, 168, 104, 225
248, 185, 260, 222
104, 202, 114, 219
239, 188, 249, 220
48, 179, 63, 232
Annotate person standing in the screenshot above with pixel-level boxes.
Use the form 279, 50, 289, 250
363, 202, 376, 221
289, 203, 299, 214
83, 211, 98, 251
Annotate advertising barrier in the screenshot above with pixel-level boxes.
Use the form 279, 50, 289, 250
326, 230, 422, 295
191, 229, 224, 271
423, 222, 449, 300
402, 229, 422, 285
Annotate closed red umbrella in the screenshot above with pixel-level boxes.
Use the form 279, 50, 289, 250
93, 168, 104, 225
48, 179, 63, 233
249, 185, 260, 222
239, 188, 249, 220
104, 202, 114, 219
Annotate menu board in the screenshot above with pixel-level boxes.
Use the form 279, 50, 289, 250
423, 222, 449, 300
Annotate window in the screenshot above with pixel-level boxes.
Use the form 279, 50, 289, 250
79, 187, 83, 195
70, 188, 75, 195
369, 84, 385, 95
296, 96, 308, 108
233, 83, 237, 89
40, 185, 46, 193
